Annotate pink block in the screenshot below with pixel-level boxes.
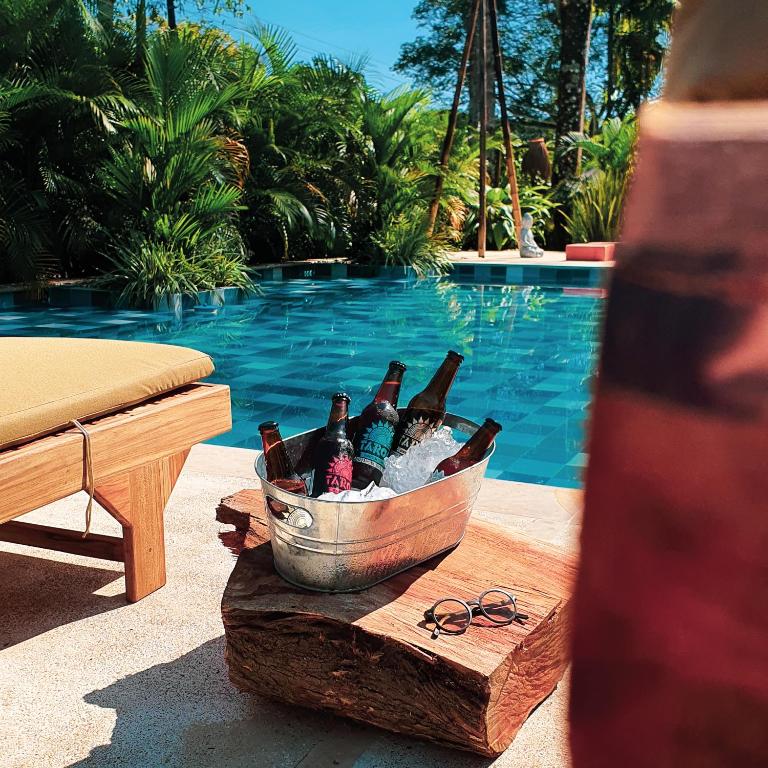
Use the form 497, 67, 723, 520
565, 242, 617, 261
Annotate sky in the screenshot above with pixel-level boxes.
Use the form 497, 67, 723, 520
191, 1, 422, 92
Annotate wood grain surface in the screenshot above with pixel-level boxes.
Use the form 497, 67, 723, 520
0, 383, 231, 523
219, 489, 576, 756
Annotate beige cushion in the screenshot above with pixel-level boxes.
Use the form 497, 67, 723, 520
0, 337, 214, 450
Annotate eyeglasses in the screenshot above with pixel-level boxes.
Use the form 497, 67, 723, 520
423, 588, 528, 639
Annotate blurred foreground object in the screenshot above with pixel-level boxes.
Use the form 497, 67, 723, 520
570, 1, 768, 761
665, 0, 768, 101
569, 98, 768, 765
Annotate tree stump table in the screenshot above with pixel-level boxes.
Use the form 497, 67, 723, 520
218, 489, 577, 757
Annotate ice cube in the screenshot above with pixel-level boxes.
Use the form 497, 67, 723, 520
381, 426, 463, 494
317, 481, 397, 502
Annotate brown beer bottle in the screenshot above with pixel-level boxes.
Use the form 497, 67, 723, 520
392, 350, 464, 455
352, 361, 406, 489
311, 393, 355, 496
258, 421, 308, 495
431, 418, 502, 479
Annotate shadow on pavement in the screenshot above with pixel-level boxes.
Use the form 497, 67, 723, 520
68, 636, 495, 768
0, 551, 124, 649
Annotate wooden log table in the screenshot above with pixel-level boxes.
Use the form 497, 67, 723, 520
218, 489, 577, 757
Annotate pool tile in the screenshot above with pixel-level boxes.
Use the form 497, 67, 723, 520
4, 275, 603, 488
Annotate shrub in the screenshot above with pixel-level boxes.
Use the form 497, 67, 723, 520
372, 210, 451, 277
101, 230, 254, 309
564, 168, 629, 243
562, 115, 637, 242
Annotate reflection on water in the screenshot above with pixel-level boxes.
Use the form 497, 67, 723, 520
1, 277, 604, 487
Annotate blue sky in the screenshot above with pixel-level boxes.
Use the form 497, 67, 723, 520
192, 1, 421, 91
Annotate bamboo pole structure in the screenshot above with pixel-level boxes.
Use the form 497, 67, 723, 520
477, 0, 488, 258
489, 0, 523, 248
427, 0, 482, 235
427, 0, 522, 257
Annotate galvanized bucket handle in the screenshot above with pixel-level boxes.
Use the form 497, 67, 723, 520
265, 495, 314, 530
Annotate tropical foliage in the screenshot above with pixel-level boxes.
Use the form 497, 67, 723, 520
0, 0, 655, 301
397, 0, 675, 132
464, 184, 559, 251
1, 2, 487, 294
563, 115, 637, 242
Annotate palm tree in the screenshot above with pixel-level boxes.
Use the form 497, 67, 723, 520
0, 0, 135, 280
99, 27, 262, 305
597, 0, 675, 117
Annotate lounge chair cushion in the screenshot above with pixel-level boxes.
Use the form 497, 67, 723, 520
0, 337, 214, 450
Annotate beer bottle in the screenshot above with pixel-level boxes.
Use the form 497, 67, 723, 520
392, 350, 464, 455
311, 393, 355, 496
352, 360, 406, 489
258, 421, 308, 495
431, 418, 502, 479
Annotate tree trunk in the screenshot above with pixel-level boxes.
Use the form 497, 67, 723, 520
166, 0, 177, 29
551, 0, 593, 247
135, 0, 147, 72
553, 0, 593, 183
218, 489, 576, 757
605, 0, 616, 118
468, 1, 495, 127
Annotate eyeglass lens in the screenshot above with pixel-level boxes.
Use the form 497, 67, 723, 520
480, 590, 517, 624
432, 599, 472, 632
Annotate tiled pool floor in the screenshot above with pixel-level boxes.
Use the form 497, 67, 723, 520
1, 277, 604, 487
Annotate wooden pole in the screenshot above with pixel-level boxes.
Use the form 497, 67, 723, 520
477, 0, 488, 258
427, 0, 482, 235
489, 0, 523, 250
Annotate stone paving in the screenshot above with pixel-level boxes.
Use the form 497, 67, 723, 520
1, 444, 580, 768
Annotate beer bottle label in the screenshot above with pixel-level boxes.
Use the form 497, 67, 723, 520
324, 454, 353, 493
354, 421, 395, 471
394, 413, 442, 455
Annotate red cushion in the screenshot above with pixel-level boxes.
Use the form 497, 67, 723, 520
565, 242, 616, 261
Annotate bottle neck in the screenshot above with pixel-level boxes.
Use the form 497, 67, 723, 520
374, 366, 404, 408
326, 399, 349, 438
455, 421, 500, 462
261, 427, 296, 480
424, 355, 462, 404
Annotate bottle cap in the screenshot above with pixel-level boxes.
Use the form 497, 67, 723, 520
389, 360, 407, 371
484, 417, 502, 433
447, 350, 465, 363
258, 421, 279, 432
331, 392, 350, 403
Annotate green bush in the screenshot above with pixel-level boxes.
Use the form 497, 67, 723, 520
101, 230, 254, 309
563, 115, 637, 242
372, 210, 451, 277
564, 168, 628, 243
95, 28, 260, 306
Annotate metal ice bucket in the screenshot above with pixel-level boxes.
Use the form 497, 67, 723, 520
254, 411, 495, 592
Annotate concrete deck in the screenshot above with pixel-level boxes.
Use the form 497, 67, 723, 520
449, 250, 613, 269
1, 443, 581, 768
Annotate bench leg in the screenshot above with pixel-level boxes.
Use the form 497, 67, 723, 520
95, 451, 189, 602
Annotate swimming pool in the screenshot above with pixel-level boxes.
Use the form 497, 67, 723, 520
0, 276, 604, 487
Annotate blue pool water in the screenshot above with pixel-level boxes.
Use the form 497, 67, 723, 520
1, 276, 604, 487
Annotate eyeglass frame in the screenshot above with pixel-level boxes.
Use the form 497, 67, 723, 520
423, 588, 529, 639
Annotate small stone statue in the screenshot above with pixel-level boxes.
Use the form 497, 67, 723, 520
519, 212, 545, 259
